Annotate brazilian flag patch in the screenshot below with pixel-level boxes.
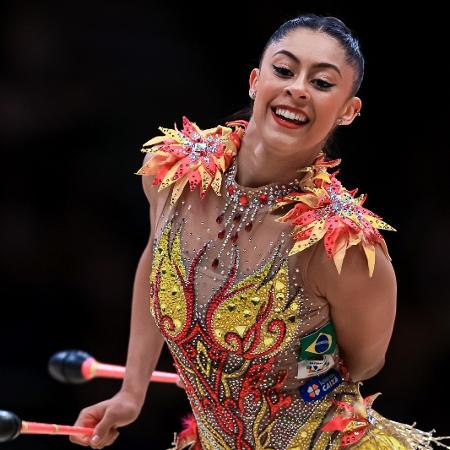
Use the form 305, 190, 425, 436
299, 322, 336, 360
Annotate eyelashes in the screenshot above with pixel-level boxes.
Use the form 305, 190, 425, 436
272, 64, 293, 77
272, 64, 335, 90
313, 79, 334, 89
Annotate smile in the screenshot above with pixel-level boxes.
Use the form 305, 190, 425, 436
271, 107, 310, 129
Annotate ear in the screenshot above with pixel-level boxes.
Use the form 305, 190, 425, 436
339, 97, 362, 125
249, 68, 259, 92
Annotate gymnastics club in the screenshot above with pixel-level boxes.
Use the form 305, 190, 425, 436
48, 350, 179, 384
0, 410, 93, 443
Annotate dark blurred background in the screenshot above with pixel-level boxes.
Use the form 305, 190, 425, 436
1, 1, 449, 449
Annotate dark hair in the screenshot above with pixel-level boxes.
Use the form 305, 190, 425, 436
262, 13, 364, 96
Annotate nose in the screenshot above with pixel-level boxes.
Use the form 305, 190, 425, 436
285, 76, 310, 100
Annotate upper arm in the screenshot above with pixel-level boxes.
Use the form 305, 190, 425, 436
309, 242, 397, 379
141, 153, 159, 242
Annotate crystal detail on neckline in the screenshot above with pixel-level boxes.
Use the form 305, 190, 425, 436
211, 158, 301, 269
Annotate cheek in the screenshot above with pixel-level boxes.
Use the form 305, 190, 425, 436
253, 95, 273, 123
256, 78, 279, 101
315, 97, 342, 122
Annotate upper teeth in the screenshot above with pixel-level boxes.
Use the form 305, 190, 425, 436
275, 108, 308, 123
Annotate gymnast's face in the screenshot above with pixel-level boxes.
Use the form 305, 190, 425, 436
249, 28, 361, 159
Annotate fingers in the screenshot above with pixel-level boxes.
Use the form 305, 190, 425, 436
69, 395, 138, 448
89, 429, 119, 449
70, 408, 100, 446
70, 427, 120, 449
176, 378, 186, 389
88, 410, 120, 449
70, 404, 107, 446
70, 434, 91, 446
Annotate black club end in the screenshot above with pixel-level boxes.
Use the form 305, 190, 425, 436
0, 410, 21, 442
48, 350, 93, 384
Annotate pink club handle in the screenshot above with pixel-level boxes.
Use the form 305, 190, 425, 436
21, 421, 94, 436
81, 357, 179, 383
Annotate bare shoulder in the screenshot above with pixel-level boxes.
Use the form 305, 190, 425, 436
307, 242, 397, 308
141, 152, 157, 205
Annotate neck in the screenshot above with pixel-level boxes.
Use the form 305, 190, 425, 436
236, 120, 322, 188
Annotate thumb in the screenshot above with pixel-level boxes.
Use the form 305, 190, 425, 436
90, 412, 116, 445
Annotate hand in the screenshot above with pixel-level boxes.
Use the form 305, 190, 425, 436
176, 377, 186, 390
70, 391, 142, 448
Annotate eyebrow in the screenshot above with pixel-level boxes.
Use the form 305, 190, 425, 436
272, 49, 342, 78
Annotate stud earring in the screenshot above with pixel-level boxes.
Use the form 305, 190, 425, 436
249, 90, 256, 100
356, 111, 361, 116
337, 118, 344, 125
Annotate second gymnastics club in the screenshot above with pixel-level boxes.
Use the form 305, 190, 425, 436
0, 410, 93, 443
48, 350, 179, 384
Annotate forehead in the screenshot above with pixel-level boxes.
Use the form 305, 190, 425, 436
266, 28, 349, 69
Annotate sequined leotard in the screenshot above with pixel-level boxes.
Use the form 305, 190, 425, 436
138, 118, 448, 450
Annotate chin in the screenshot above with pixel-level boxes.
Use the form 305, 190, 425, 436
264, 130, 308, 154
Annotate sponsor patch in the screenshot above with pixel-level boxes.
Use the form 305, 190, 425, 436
299, 369, 342, 403
295, 354, 335, 380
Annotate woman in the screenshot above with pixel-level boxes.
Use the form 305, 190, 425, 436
70, 14, 449, 450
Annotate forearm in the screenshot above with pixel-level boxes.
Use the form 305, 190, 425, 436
120, 242, 164, 406
343, 353, 385, 381
358, 358, 385, 381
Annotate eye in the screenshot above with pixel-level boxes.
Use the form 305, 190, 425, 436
272, 64, 293, 77
312, 79, 335, 89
